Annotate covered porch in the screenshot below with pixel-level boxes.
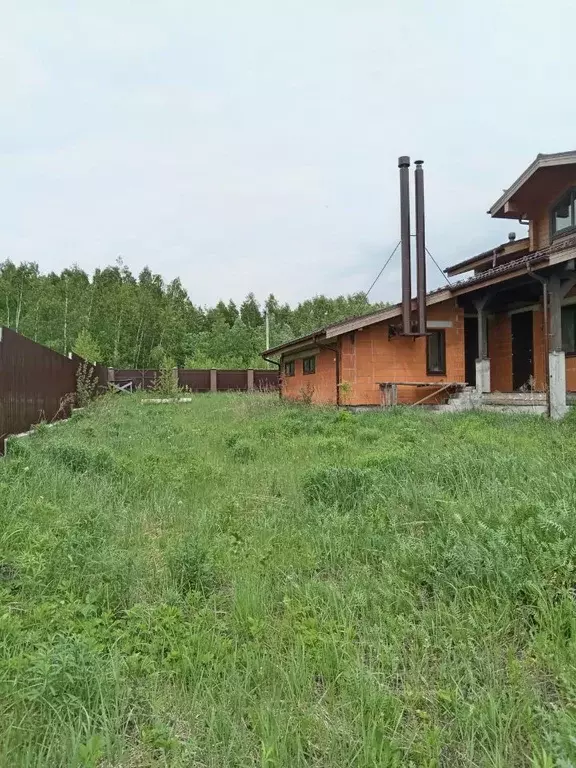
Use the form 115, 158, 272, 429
457, 260, 576, 418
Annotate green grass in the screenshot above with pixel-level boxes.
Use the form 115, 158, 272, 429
2, 394, 576, 766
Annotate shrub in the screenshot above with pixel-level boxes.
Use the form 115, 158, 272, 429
153, 357, 180, 398
76, 361, 99, 407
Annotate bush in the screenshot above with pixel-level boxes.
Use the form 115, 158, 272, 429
76, 361, 99, 407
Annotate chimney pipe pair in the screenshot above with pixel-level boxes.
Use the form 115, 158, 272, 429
398, 156, 427, 335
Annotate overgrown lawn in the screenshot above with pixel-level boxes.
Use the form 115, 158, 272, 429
2, 394, 576, 766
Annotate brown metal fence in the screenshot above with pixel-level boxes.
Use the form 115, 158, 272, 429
114, 369, 158, 390
110, 368, 279, 393
0, 330, 280, 453
178, 369, 211, 392
254, 370, 280, 390
0, 328, 77, 453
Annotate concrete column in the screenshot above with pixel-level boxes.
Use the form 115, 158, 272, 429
107, 367, 115, 385
210, 369, 218, 393
549, 350, 568, 419
172, 367, 179, 388
548, 275, 563, 351
247, 368, 254, 391
475, 358, 491, 394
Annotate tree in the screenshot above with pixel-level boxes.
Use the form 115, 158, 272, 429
73, 329, 103, 363
0, 259, 385, 368
240, 292, 262, 328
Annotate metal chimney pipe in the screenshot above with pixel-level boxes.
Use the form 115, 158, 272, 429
398, 156, 412, 334
414, 160, 427, 335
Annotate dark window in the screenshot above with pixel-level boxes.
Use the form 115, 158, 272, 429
551, 189, 576, 238
427, 330, 446, 374
562, 305, 576, 355
303, 356, 316, 375
284, 360, 295, 377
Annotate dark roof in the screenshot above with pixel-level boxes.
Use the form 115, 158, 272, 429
445, 237, 530, 277
263, 235, 576, 357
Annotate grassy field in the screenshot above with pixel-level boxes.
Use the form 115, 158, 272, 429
2, 394, 576, 766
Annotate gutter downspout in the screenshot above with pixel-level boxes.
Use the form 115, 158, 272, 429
527, 266, 550, 417
261, 356, 281, 399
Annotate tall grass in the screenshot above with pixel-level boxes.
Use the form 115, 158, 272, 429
1, 394, 576, 766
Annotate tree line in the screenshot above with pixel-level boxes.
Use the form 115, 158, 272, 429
0, 260, 384, 369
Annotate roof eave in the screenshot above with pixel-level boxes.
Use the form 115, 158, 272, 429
262, 330, 326, 358
489, 151, 576, 218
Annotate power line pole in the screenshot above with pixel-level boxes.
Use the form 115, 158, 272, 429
265, 311, 270, 366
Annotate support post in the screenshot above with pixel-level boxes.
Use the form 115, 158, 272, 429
548, 275, 562, 352
473, 295, 490, 393
210, 368, 218, 393
247, 369, 254, 391
549, 350, 568, 419
172, 367, 179, 388
107, 367, 115, 386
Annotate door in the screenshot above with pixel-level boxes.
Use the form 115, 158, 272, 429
464, 317, 478, 386
511, 311, 534, 390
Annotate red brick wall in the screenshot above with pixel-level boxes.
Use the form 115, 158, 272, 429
278, 298, 576, 403
280, 347, 337, 405
339, 299, 465, 405
489, 306, 549, 392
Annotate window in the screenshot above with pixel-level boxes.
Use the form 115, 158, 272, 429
284, 360, 295, 377
551, 189, 576, 238
303, 356, 316, 375
427, 330, 446, 374
562, 305, 576, 355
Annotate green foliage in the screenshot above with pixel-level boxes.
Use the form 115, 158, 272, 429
0, 259, 384, 367
76, 360, 99, 407
73, 328, 102, 362
152, 357, 179, 397
5, 396, 576, 764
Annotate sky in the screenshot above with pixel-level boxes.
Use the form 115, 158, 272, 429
1, 0, 575, 308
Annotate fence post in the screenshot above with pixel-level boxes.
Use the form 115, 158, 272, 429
247, 369, 254, 391
107, 368, 115, 387
172, 367, 179, 389
210, 369, 218, 393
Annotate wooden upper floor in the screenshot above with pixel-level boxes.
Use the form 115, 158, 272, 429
446, 151, 576, 278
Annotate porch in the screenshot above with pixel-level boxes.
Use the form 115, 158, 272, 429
458, 260, 576, 418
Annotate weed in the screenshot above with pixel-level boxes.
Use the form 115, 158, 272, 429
76, 360, 100, 407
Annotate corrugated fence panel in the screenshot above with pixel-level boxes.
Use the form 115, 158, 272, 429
114, 369, 158, 390
178, 369, 211, 392
0, 327, 77, 453
254, 370, 279, 390
217, 370, 248, 391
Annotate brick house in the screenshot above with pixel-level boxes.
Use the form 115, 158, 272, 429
263, 151, 576, 418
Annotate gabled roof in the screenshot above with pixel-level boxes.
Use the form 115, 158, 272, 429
489, 151, 576, 219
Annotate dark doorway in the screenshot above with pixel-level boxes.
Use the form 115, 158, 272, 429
464, 317, 479, 386
511, 311, 534, 390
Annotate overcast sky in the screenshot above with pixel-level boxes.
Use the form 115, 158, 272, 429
1, 1, 574, 307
